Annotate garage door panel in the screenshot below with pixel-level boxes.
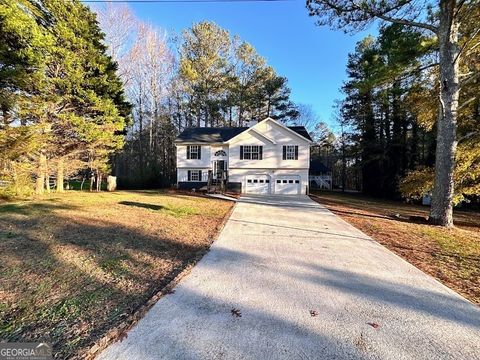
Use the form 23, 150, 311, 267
246, 176, 271, 194
274, 176, 300, 195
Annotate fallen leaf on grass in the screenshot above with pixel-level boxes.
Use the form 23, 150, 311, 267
367, 322, 380, 329
231, 308, 242, 317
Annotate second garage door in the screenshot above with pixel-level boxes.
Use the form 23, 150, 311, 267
245, 176, 271, 195
274, 176, 301, 195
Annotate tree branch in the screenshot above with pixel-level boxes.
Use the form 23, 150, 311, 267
460, 71, 480, 88
458, 130, 480, 142
465, 41, 480, 56
390, 62, 439, 83
454, 27, 480, 64
374, 13, 438, 34
458, 96, 477, 111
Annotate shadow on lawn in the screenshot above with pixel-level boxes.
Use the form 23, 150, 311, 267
118, 201, 165, 211
0, 207, 209, 359
0, 201, 78, 215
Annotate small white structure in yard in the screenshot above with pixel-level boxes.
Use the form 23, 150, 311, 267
174, 117, 313, 195
309, 159, 332, 190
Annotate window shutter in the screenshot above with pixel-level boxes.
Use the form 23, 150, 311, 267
240, 146, 244, 160
259, 146, 263, 160
198, 146, 201, 159
187, 170, 191, 181
187, 146, 191, 160
294, 146, 298, 160
282, 146, 286, 160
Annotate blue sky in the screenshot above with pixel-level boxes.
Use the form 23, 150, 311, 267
94, 1, 372, 130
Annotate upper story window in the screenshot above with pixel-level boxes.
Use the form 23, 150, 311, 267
283, 145, 298, 160
240, 145, 263, 160
214, 150, 227, 157
187, 145, 201, 160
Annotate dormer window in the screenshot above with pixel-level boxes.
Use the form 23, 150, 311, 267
187, 145, 201, 159
214, 150, 227, 156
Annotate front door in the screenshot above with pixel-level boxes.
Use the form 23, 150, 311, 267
214, 160, 226, 180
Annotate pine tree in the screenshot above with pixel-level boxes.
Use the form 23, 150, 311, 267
307, 0, 479, 226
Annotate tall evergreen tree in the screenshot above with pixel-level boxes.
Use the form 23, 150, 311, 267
0, 0, 130, 196
307, 0, 479, 226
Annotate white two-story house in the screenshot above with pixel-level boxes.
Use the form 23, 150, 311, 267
174, 117, 313, 195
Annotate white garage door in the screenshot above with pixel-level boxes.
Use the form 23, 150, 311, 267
245, 176, 271, 195
274, 176, 301, 195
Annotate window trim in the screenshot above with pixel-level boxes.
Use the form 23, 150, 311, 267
283, 145, 298, 160
214, 150, 227, 157
187, 170, 202, 182
187, 145, 201, 160
240, 145, 263, 160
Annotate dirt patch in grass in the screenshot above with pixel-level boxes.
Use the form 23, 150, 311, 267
0, 190, 233, 359
310, 191, 480, 305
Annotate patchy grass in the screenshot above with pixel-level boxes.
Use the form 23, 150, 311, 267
310, 191, 480, 305
0, 190, 233, 359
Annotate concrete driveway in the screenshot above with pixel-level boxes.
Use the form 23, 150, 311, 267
97, 195, 480, 360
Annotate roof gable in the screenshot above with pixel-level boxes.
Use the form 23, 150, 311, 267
174, 118, 312, 144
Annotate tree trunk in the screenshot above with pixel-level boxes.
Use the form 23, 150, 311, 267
97, 172, 102, 192
35, 154, 46, 195
429, 0, 459, 227
56, 157, 65, 192
45, 159, 50, 194
138, 84, 144, 177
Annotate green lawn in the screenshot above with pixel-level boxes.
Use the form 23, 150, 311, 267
0, 190, 233, 359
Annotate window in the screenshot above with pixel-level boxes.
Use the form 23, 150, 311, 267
289, 180, 294, 184
259, 179, 264, 183
187, 145, 201, 160
295, 180, 299, 184
187, 170, 202, 182
214, 150, 227, 156
282, 145, 298, 160
247, 179, 252, 183
240, 145, 263, 160
253, 179, 258, 183
283, 180, 287, 183
266, 180, 270, 183
276, 180, 281, 183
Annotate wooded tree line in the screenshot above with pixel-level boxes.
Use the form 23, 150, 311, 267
308, 0, 480, 226
0, 0, 130, 197
96, 5, 302, 188
338, 25, 438, 198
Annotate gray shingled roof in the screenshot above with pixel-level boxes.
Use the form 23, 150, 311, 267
175, 125, 312, 144
175, 127, 248, 144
